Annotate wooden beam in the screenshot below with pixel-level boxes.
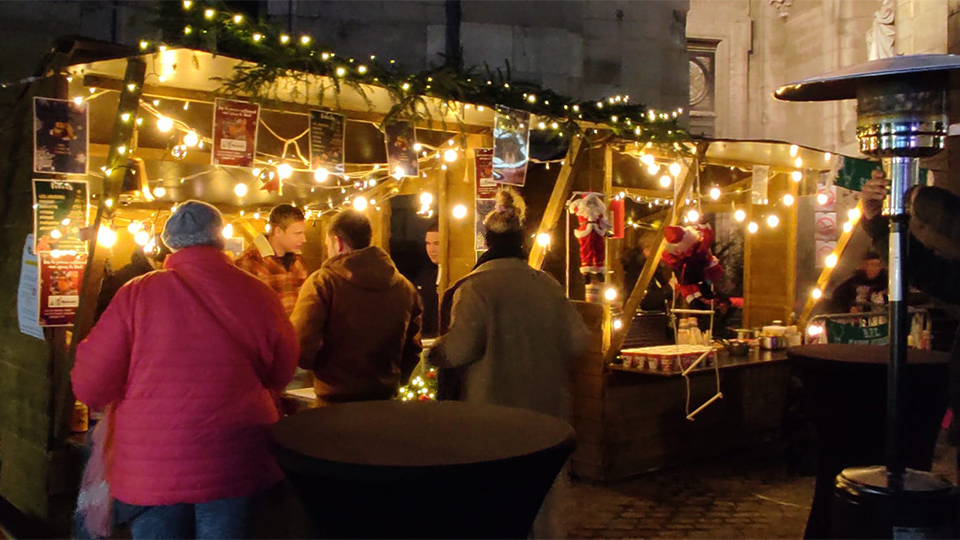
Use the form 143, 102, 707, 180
797, 203, 862, 327
55, 58, 147, 442
528, 135, 583, 270
603, 142, 708, 365
83, 74, 492, 134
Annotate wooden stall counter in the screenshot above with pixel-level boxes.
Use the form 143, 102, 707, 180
569, 302, 793, 481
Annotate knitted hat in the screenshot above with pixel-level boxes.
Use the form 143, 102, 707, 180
483, 188, 526, 234
161, 200, 225, 251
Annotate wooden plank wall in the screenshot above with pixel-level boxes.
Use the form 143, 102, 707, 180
0, 74, 61, 520
744, 173, 798, 328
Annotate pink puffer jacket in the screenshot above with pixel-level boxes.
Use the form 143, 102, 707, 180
73, 246, 299, 506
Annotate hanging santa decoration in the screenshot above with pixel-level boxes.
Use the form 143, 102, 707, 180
569, 192, 611, 302
661, 224, 724, 307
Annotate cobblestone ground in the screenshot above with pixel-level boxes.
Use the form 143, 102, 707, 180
566, 434, 957, 539
566, 444, 816, 539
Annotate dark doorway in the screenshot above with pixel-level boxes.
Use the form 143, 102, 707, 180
390, 195, 431, 282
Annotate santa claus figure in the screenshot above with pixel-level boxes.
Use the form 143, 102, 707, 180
661, 224, 724, 306
570, 192, 610, 301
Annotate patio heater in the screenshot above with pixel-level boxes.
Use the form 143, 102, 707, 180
776, 55, 960, 538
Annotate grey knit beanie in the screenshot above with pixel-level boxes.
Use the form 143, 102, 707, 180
161, 200, 225, 251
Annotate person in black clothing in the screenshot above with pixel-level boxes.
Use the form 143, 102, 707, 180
830, 250, 887, 313
94, 244, 170, 321
414, 220, 440, 338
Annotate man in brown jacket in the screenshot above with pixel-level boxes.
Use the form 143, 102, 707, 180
291, 209, 423, 405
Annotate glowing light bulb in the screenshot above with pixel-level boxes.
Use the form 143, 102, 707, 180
612, 319, 623, 330
157, 116, 173, 132
747, 222, 759, 234
709, 187, 721, 200
182, 0, 192, 8
221, 223, 234, 239
50, 229, 62, 240
536, 233, 551, 247
252, 168, 261, 178
825, 253, 838, 268
234, 183, 248, 197
452, 204, 467, 219
313, 168, 329, 183
847, 207, 861, 221
134, 230, 150, 246
639, 154, 655, 166
843, 221, 854, 233
300, 35, 311, 45
97, 226, 117, 248
783, 194, 795, 206
358, 65, 367, 74
203, 8, 215, 18
825, 152, 832, 161
252, 33, 263, 42
183, 131, 199, 147
276, 163, 293, 179
789, 144, 798, 157
686, 209, 700, 222
792, 171, 803, 182
669, 162, 681, 177
104, 198, 114, 208
659, 175, 672, 188
280, 34, 290, 44
817, 193, 829, 206
153, 187, 166, 198
116, 145, 126, 155
734, 209, 746, 222
73, 96, 82, 105
767, 214, 780, 228
335, 67, 346, 77
420, 192, 434, 206
233, 14, 243, 23
647, 163, 660, 176
127, 222, 142, 234
121, 113, 131, 122
353, 196, 368, 211
443, 149, 458, 162
794, 157, 803, 168
812, 288, 823, 299
604, 287, 618, 302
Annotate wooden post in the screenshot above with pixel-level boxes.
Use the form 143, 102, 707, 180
528, 135, 583, 270
797, 202, 863, 327
603, 142, 708, 365
54, 58, 146, 443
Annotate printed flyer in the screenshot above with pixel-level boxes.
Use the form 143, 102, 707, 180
475, 148, 498, 198
33, 179, 88, 253
384, 121, 419, 177
34, 97, 88, 174
212, 98, 260, 167
492, 107, 530, 186
38, 251, 86, 327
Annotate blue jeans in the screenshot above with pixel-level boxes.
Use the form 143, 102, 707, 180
126, 495, 252, 539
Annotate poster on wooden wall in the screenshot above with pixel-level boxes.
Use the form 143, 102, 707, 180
38, 251, 86, 326
211, 98, 260, 167
493, 106, 530, 186
384, 121, 419, 177
32, 179, 88, 253
309, 110, 345, 176
17, 235, 43, 339
33, 97, 88, 175
475, 148, 497, 196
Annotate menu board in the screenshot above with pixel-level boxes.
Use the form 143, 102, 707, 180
32, 179, 88, 253
309, 110, 345, 175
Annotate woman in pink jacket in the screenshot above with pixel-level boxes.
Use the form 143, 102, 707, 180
72, 200, 299, 539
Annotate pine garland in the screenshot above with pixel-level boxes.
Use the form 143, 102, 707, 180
147, 0, 689, 148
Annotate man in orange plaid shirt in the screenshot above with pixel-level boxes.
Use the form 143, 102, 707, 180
235, 204, 308, 316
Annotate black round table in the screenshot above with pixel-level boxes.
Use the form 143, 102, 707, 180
787, 344, 950, 539
271, 400, 576, 539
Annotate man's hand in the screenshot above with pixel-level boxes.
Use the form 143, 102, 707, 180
861, 168, 889, 220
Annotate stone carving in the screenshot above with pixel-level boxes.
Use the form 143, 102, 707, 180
866, 0, 896, 60
770, 0, 793, 20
